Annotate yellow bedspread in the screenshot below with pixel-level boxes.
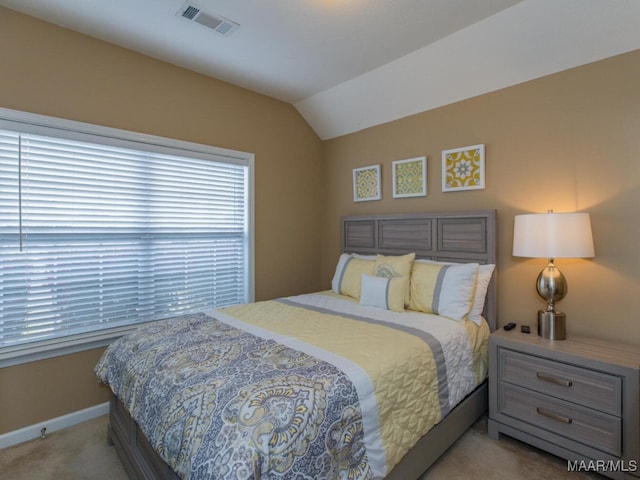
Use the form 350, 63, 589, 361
222, 292, 488, 474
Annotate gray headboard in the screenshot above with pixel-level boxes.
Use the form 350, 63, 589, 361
341, 210, 498, 331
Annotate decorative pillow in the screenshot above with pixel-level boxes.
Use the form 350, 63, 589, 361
359, 274, 405, 312
374, 252, 415, 306
331, 253, 351, 292
468, 264, 495, 325
331, 253, 375, 299
416, 259, 495, 325
409, 261, 479, 321
352, 253, 377, 260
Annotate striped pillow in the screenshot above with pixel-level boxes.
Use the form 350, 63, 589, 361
408, 261, 479, 321
359, 273, 405, 312
331, 254, 375, 299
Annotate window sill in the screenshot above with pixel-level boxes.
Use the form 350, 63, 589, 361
0, 324, 150, 368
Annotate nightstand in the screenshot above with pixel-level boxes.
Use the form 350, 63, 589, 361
488, 328, 640, 480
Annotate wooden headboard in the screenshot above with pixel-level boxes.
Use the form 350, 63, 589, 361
341, 210, 498, 331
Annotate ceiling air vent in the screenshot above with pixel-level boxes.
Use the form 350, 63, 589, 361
177, 2, 239, 37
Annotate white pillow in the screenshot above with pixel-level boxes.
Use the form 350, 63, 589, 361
359, 273, 405, 312
468, 264, 495, 325
331, 253, 352, 293
416, 259, 495, 325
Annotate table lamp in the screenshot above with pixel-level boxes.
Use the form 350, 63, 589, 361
512, 211, 595, 340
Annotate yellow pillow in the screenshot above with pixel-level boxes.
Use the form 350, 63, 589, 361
374, 253, 415, 306
331, 254, 375, 299
409, 261, 479, 321
418, 260, 495, 325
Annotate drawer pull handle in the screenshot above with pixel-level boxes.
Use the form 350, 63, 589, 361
536, 372, 572, 387
536, 407, 572, 424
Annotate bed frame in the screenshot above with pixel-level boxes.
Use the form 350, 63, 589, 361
107, 209, 498, 480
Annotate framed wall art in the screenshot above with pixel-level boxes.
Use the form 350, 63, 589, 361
442, 144, 485, 192
353, 164, 381, 202
392, 156, 427, 198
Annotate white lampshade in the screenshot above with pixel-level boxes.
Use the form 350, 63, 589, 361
513, 212, 595, 259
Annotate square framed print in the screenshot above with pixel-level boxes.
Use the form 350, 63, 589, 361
353, 164, 381, 202
392, 156, 427, 198
442, 144, 485, 192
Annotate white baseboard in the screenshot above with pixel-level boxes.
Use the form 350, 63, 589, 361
0, 402, 109, 450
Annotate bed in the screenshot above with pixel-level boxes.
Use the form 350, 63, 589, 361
96, 210, 497, 479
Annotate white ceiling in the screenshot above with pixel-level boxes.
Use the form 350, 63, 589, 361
2, 0, 640, 139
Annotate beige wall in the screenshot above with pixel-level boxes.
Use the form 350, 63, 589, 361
322, 49, 640, 347
0, 8, 323, 434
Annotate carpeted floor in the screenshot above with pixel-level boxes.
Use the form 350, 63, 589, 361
0, 415, 126, 480
0, 414, 603, 479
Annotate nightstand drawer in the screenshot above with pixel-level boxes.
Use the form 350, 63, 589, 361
499, 348, 622, 415
498, 383, 622, 456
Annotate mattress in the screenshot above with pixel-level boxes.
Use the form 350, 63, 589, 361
95, 291, 489, 479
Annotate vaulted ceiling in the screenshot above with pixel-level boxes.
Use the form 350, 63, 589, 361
2, 0, 640, 139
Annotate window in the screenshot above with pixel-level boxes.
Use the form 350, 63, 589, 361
0, 109, 254, 366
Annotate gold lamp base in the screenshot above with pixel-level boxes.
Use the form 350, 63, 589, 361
538, 310, 566, 340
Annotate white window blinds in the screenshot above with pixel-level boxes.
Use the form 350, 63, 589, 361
0, 115, 252, 354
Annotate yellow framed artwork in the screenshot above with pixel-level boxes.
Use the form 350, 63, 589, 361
442, 144, 485, 192
392, 156, 426, 198
353, 164, 381, 202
